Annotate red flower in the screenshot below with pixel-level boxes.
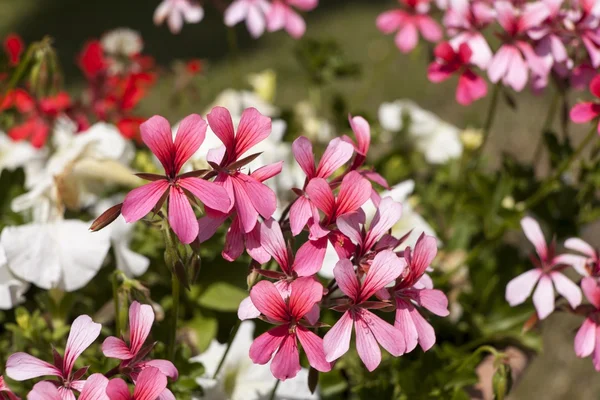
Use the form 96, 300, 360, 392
4, 33, 24, 66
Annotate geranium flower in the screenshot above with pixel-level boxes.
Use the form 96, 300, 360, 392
570, 75, 600, 132
428, 42, 488, 105
505, 217, 582, 319
248, 277, 331, 380
102, 301, 178, 384
389, 234, 449, 352
6, 315, 101, 398
154, 0, 204, 34
27, 374, 109, 400
192, 321, 318, 400
487, 1, 550, 91
0, 376, 18, 400
266, 0, 319, 39
561, 237, 600, 277
106, 367, 170, 400
323, 250, 405, 371
120, 114, 231, 244
574, 277, 600, 370
225, 0, 271, 38
376, 0, 443, 53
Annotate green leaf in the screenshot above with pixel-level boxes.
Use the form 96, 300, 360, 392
198, 282, 248, 312
187, 315, 218, 354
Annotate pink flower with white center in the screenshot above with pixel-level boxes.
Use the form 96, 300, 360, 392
487, 1, 551, 91
505, 217, 582, 320
121, 114, 231, 244
6, 315, 102, 400
154, 0, 204, 34
376, 0, 443, 53
106, 367, 169, 400
225, 0, 271, 39
427, 42, 488, 105
574, 277, 600, 370
0, 376, 18, 400
562, 238, 600, 276
389, 235, 449, 352
443, 0, 495, 69
204, 106, 278, 234
289, 136, 354, 236
323, 250, 406, 371
102, 302, 178, 387
27, 374, 109, 400
570, 74, 600, 132
266, 0, 318, 39
248, 277, 331, 380
238, 218, 325, 320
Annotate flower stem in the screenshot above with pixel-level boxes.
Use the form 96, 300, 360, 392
269, 379, 281, 400
168, 272, 180, 361
525, 124, 597, 208
479, 84, 500, 153
532, 90, 561, 162
212, 319, 241, 379
112, 271, 122, 337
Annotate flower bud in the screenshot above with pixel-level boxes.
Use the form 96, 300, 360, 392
492, 363, 513, 400
90, 203, 122, 231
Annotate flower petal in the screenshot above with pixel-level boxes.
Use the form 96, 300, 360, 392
27, 382, 62, 400
305, 178, 335, 219
79, 373, 109, 400
63, 315, 102, 378
207, 107, 236, 155
570, 103, 600, 123
550, 272, 582, 309
335, 171, 372, 217
315, 138, 354, 179
249, 325, 287, 364
140, 115, 175, 176
296, 326, 331, 372
520, 217, 548, 261
532, 274, 555, 320
292, 136, 316, 178
128, 301, 154, 356
102, 337, 133, 360
323, 310, 354, 362
505, 268, 542, 306
168, 186, 199, 244
6, 353, 62, 381
250, 280, 289, 322
582, 277, 600, 309
288, 277, 323, 319
133, 367, 168, 400
122, 180, 169, 223
270, 333, 301, 381
364, 197, 402, 250
293, 238, 326, 276
394, 298, 419, 353
333, 259, 360, 301
575, 318, 596, 358
173, 114, 207, 174
178, 177, 232, 214
360, 250, 404, 303
354, 311, 382, 372
234, 107, 272, 159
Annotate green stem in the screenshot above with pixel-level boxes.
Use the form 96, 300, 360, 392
525, 124, 597, 208
112, 272, 122, 337
269, 379, 281, 400
212, 319, 242, 379
479, 84, 501, 153
168, 273, 180, 361
532, 90, 561, 162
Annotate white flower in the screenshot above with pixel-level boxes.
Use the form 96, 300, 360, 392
154, 0, 204, 34
191, 321, 319, 400
378, 100, 463, 164
0, 245, 29, 310
0, 132, 46, 187
101, 28, 143, 57
204, 89, 279, 119
0, 218, 111, 292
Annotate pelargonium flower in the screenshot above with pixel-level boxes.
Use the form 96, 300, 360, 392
389, 234, 449, 352
107, 367, 170, 400
225, 0, 271, 38
102, 301, 178, 385
443, 0, 495, 69
0, 376, 18, 400
248, 277, 331, 380
376, 0, 443, 53
562, 237, 600, 277
570, 75, 600, 132
119, 114, 231, 244
428, 42, 488, 105
266, 0, 318, 39
154, 0, 204, 34
323, 250, 406, 371
569, 0, 600, 68
505, 217, 582, 320
487, 1, 550, 91
6, 315, 101, 399
27, 374, 109, 400
574, 277, 600, 370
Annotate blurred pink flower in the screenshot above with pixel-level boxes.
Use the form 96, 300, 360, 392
121, 114, 231, 244
154, 0, 204, 34
487, 1, 551, 91
428, 42, 488, 105
267, 0, 318, 39
377, 0, 443, 53
27, 374, 109, 400
570, 75, 600, 132
225, 0, 271, 38
505, 217, 582, 320
6, 315, 101, 399
248, 277, 331, 380
323, 250, 405, 371
574, 277, 600, 370
106, 367, 170, 400
562, 237, 600, 276
0, 376, 18, 400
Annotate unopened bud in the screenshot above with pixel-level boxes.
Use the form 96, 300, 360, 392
460, 128, 483, 151
90, 203, 122, 231
492, 363, 512, 400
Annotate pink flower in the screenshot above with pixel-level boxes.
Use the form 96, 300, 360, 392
266, 0, 318, 39
443, 0, 495, 68
0, 376, 18, 400
528, 0, 568, 70
289, 136, 354, 236
570, 74, 600, 132
505, 217, 582, 320
102, 302, 178, 385
427, 42, 488, 105
153, 0, 204, 34
390, 235, 449, 352
570, 0, 600, 68
563, 237, 600, 276
248, 277, 331, 380
6, 315, 102, 399
574, 277, 600, 370
225, 0, 271, 38
376, 0, 443, 53
323, 250, 406, 371
106, 367, 170, 400
487, 1, 551, 91
27, 374, 109, 400
121, 114, 231, 244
